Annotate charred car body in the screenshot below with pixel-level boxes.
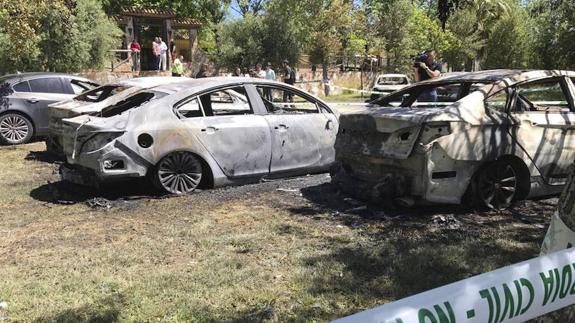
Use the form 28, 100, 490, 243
47, 77, 189, 154
333, 70, 575, 209
60, 78, 339, 194
0, 73, 97, 145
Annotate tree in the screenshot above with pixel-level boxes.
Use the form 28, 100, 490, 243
482, 1, 530, 69
0, 0, 121, 73
306, 0, 353, 95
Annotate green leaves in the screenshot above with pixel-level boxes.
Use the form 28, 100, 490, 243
0, 0, 121, 74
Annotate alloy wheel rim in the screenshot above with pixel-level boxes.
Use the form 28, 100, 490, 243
158, 152, 202, 194
0, 115, 29, 143
478, 163, 517, 209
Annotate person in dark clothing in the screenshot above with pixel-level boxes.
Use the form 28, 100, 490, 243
414, 49, 441, 82
413, 49, 442, 102
281, 60, 294, 102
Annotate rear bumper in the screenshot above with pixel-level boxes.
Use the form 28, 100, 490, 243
62, 141, 150, 185
331, 162, 409, 203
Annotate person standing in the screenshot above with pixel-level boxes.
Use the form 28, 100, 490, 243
281, 60, 294, 102
414, 48, 441, 82
152, 37, 161, 71
254, 64, 265, 78
130, 39, 141, 72
171, 55, 184, 77
232, 67, 242, 77
413, 48, 442, 102
159, 37, 168, 71
263, 62, 276, 101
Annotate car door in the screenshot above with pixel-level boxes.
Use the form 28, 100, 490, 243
254, 84, 338, 173
25, 77, 76, 132
176, 86, 272, 178
506, 76, 575, 185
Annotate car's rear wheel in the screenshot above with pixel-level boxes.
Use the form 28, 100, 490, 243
0, 113, 34, 145
153, 151, 203, 194
472, 160, 522, 210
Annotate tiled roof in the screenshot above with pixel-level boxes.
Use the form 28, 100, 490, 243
120, 7, 176, 18
172, 19, 202, 28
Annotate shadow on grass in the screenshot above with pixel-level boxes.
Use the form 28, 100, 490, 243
287, 181, 555, 320
25, 150, 65, 164
29, 179, 166, 205
34, 294, 125, 323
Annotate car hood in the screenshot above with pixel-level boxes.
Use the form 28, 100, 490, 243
373, 84, 406, 91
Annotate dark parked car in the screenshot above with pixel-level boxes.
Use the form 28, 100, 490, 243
0, 73, 97, 145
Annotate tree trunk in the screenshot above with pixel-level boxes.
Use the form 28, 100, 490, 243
322, 62, 329, 96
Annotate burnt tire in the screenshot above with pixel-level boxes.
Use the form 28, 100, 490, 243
469, 159, 527, 210
0, 113, 34, 145
152, 151, 203, 194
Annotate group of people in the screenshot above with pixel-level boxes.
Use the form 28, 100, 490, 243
129, 37, 184, 76
230, 60, 296, 101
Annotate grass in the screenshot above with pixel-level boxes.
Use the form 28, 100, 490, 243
0, 142, 556, 322
320, 91, 366, 103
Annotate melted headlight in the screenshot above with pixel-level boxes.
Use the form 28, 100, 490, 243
78, 132, 124, 154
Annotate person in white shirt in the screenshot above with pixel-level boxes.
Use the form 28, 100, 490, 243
263, 62, 276, 101
159, 38, 168, 71
255, 64, 266, 78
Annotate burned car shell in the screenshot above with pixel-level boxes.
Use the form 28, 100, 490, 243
47, 77, 189, 153
60, 77, 339, 192
333, 70, 575, 208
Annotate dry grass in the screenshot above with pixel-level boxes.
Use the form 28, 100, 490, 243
0, 142, 555, 322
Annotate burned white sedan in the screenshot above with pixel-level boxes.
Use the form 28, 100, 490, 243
333, 70, 575, 209
60, 78, 339, 194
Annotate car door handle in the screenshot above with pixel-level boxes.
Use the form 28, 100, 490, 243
27, 99, 39, 104
274, 124, 289, 130
201, 126, 219, 134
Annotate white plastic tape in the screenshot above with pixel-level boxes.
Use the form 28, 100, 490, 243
330, 84, 388, 95
333, 246, 575, 323
541, 212, 575, 255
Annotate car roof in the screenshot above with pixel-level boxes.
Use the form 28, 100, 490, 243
0, 72, 94, 84
114, 76, 190, 88
151, 77, 296, 94
377, 74, 408, 78
421, 69, 575, 84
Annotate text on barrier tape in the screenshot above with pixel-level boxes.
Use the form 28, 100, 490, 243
332, 243, 575, 323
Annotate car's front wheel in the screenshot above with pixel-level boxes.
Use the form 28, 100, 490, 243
0, 113, 34, 145
152, 151, 203, 194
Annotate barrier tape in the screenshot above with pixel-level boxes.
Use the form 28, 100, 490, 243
330, 84, 390, 95
333, 212, 575, 323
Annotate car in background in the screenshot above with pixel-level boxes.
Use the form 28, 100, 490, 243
0, 73, 97, 145
369, 74, 411, 101
60, 77, 339, 194
333, 70, 575, 209
47, 77, 190, 154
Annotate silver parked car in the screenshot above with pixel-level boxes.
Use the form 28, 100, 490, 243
369, 73, 411, 101
60, 77, 339, 194
47, 77, 190, 154
333, 70, 575, 209
0, 73, 97, 144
